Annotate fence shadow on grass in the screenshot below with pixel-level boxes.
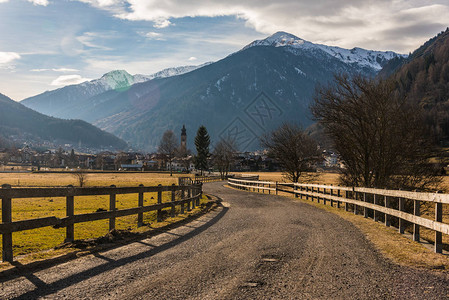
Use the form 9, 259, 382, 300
0, 197, 227, 300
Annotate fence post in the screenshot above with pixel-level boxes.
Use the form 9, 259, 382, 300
413, 199, 420, 242
373, 194, 378, 222
276, 182, 278, 195
2, 184, 13, 262
317, 188, 320, 204
435, 197, 443, 253
345, 190, 349, 212
398, 197, 405, 234
192, 185, 196, 209
196, 183, 203, 206
337, 189, 341, 208
170, 184, 176, 218
353, 190, 358, 215
65, 185, 75, 243
306, 186, 309, 201
363, 192, 368, 218
181, 186, 185, 214
330, 186, 334, 207
137, 184, 144, 227
109, 185, 116, 231
385, 195, 390, 227
157, 184, 163, 221
187, 187, 192, 211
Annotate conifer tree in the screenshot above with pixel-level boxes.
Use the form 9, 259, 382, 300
194, 126, 210, 175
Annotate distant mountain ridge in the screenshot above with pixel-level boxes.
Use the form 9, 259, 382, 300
21, 63, 210, 118
20, 31, 405, 151
243, 32, 406, 71
0, 93, 126, 150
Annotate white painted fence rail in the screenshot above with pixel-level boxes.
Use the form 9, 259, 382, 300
228, 178, 448, 254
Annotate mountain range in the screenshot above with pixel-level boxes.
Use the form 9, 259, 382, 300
0, 93, 126, 150
22, 64, 209, 121
20, 32, 406, 151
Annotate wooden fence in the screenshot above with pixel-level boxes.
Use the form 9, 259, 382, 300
0, 183, 202, 262
194, 175, 223, 183
231, 174, 260, 181
228, 178, 449, 254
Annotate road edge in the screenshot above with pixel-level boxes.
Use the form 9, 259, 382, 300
224, 184, 449, 272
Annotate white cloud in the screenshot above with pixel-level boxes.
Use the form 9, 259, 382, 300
51, 75, 91, 86
0, 52, 21, 64
188, 56, 197, 61
0, 0, 9, 3
154, 20, 172, 29
27, 0, 49, 6
78, 0, 119, 7
144, 32, 163, 39
53, 68, 80, 72
31, 68, 80, 72
76, 0, 449, 52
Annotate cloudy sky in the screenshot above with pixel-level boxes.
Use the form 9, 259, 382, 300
0, 0, 447, 101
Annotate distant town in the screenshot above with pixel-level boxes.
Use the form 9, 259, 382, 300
0, 126, 341, 173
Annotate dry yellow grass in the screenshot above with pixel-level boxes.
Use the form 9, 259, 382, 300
0, 172, 199, 259
234, 171, 340, 185
0, 172, 191, 187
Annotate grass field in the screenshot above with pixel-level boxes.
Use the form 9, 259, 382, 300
0, 172, 203, 260
234, 171, 340, 185
0, 172, 187, 187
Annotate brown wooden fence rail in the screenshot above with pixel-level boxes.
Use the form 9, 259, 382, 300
231, 174, 260, 181
228, 178, 449, 254
0, 183, 202, 262
194, 175, 223, 183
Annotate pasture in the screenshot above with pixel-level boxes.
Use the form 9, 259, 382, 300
0, 172, 204, 260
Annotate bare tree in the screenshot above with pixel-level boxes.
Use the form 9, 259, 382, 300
312, 74, 440, 190
0, 152, 9, 166
114, 152, 128, 170
212, 138, 237, 179
261, 123, 321, 183
73, 169, 88, 187
96, 152, 105, 170
159, 130, 179, 176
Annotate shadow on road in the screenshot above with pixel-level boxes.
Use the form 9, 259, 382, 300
2, 198, 228, 300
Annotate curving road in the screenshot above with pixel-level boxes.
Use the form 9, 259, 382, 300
1, 182, 449, 299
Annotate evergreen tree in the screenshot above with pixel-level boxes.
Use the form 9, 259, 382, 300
194, 126, 210, 175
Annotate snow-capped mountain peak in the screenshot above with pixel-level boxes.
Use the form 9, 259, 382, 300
77, 63, 211, 92
95, 70, 135, 90
243, 31, 407, 70
137, 62, 213, 81
246, 31, 307, 48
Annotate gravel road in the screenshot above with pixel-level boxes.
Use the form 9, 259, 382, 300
1, 182, 449, 299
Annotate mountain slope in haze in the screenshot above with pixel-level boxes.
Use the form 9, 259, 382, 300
0, 93, 127, 149
21, 64, 208, 119
21, 32, 405, 151
384, 28, 449, 143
